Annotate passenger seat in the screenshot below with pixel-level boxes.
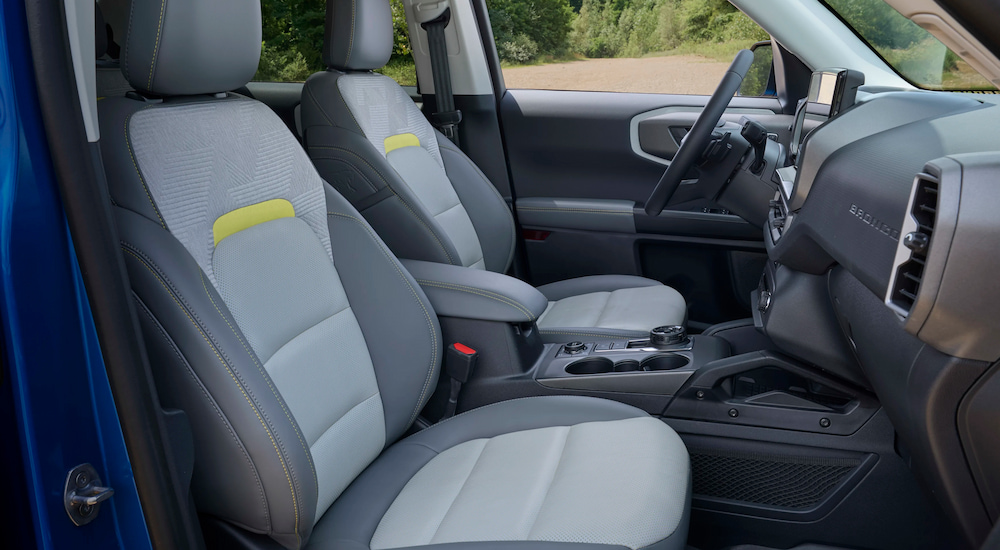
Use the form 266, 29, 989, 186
301, 0, 688, 340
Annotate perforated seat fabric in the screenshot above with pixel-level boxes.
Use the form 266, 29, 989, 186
300, 0, 687, 339
97, 0, 692, 549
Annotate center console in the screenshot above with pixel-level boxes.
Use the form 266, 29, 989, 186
536, 327, 729, 396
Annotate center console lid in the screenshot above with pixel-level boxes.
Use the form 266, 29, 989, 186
400, 259, 549, 323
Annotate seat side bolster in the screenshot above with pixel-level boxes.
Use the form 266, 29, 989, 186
399, 259, 547, 323
116, 207, 317, 549
302, 73, 463, 268
437, 132, 517, 274
99, 97, 169, 227
323, 186, 442, 443
301, 71, 366, 137
534, 275, 664, 302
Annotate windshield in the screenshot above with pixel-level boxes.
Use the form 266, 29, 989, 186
824, 0, 995, 91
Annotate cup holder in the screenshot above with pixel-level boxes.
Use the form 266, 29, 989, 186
565, 357, 614, 375
613, 360, 641, 372
640, 354, 690, 371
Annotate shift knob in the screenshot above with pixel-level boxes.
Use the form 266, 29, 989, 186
650, 325, 687, 346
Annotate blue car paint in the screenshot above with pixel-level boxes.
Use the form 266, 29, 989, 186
0, 0, 152, 548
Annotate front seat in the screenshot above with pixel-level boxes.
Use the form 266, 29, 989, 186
98, 1, 691, 549
300, 0, 686, 340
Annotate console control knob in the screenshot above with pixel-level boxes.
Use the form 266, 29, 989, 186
563, 341, 586, 354
650, 325, 687, 347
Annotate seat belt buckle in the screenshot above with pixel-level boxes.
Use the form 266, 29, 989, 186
446, 342, 478, 383
431, 110, 463, 139
442, 343, 478, 419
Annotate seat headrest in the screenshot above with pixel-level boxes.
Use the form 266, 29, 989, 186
121, 0, 262, 96
323, 0, 393, 71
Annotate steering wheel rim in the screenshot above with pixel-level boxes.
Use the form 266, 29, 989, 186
644, 49, 756, 217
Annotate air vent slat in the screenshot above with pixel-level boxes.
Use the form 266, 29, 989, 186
890, 173, 939, 315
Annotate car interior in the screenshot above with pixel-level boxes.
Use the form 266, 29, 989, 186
11, 0, 1000, 548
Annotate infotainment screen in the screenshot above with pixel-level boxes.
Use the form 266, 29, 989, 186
789, 69, 864, 163
807, 71, 841, 116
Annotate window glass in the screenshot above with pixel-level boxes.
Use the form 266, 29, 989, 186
824, 0, 994, 91
487, 0, 769, 94
254, 0, 416, 86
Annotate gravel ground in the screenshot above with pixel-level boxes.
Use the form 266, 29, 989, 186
500, 55, 731, 95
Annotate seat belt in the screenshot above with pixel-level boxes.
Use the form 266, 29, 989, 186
420, 7, 462, 146
442, 343, 478, 419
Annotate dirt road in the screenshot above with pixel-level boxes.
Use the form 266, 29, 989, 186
500, 55, 730, 95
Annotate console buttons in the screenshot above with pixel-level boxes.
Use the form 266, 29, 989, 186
563, 341, 586, 354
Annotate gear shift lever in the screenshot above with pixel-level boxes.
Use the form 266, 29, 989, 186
650, 325, 687, 347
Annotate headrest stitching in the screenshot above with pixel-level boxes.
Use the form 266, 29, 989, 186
148, 0, 168, 90
345, 0, 356, 67
123, 0, 136, 84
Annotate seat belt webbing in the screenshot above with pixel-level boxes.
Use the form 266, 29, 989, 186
420, 7, 462, 145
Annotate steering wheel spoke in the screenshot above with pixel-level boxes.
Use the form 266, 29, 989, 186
644, 49, 756, 217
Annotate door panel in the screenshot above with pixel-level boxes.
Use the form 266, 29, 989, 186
500, 89, 778, 324
499, 89, 784, 202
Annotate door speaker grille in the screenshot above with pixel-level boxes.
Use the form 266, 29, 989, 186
690, 449, 861, 509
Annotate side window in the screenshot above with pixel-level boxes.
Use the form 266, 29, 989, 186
487, 0, 770, 95
254, 0, 416, 86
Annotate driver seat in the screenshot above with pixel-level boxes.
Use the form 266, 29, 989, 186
300, 0, 686, 339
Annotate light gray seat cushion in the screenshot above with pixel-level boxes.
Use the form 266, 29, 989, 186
534, 276, 687, 339
307, 396, 691, 550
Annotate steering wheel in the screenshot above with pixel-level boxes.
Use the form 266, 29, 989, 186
644, 49, 756, 217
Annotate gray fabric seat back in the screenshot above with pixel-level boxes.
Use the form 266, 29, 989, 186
100, 1, 440, 547
301, 0, 516, 274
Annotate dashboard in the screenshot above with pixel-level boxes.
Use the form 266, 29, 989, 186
753, 83, 1000, 544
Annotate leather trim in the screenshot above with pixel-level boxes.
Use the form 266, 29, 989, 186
122, 0, 261, 96
517, 198, 636, 234
399, 259, 548, 323
116, 208, 316, 548
323, 0, 393, 71
324, 186, 441, 439
534, 276, 663, 302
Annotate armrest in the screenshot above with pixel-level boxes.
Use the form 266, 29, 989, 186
400, 259, 548, 323
516, 197, 636, 233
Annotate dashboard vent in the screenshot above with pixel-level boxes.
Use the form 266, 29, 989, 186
889, 173, 939, 314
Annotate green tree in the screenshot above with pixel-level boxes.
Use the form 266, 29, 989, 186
255, 0, 414, 82
825, 0, 924, 49
487, 0, 574, 63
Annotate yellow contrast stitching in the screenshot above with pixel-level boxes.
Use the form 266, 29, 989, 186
124, 110, 167, 229
122, 248, 301, 546
345, 0, 356, 65
148, 0, 167, 90
133, 297, 271, 526
414, 279, 535, 321
198, 274, 318, 490
328, 212, 438, 425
